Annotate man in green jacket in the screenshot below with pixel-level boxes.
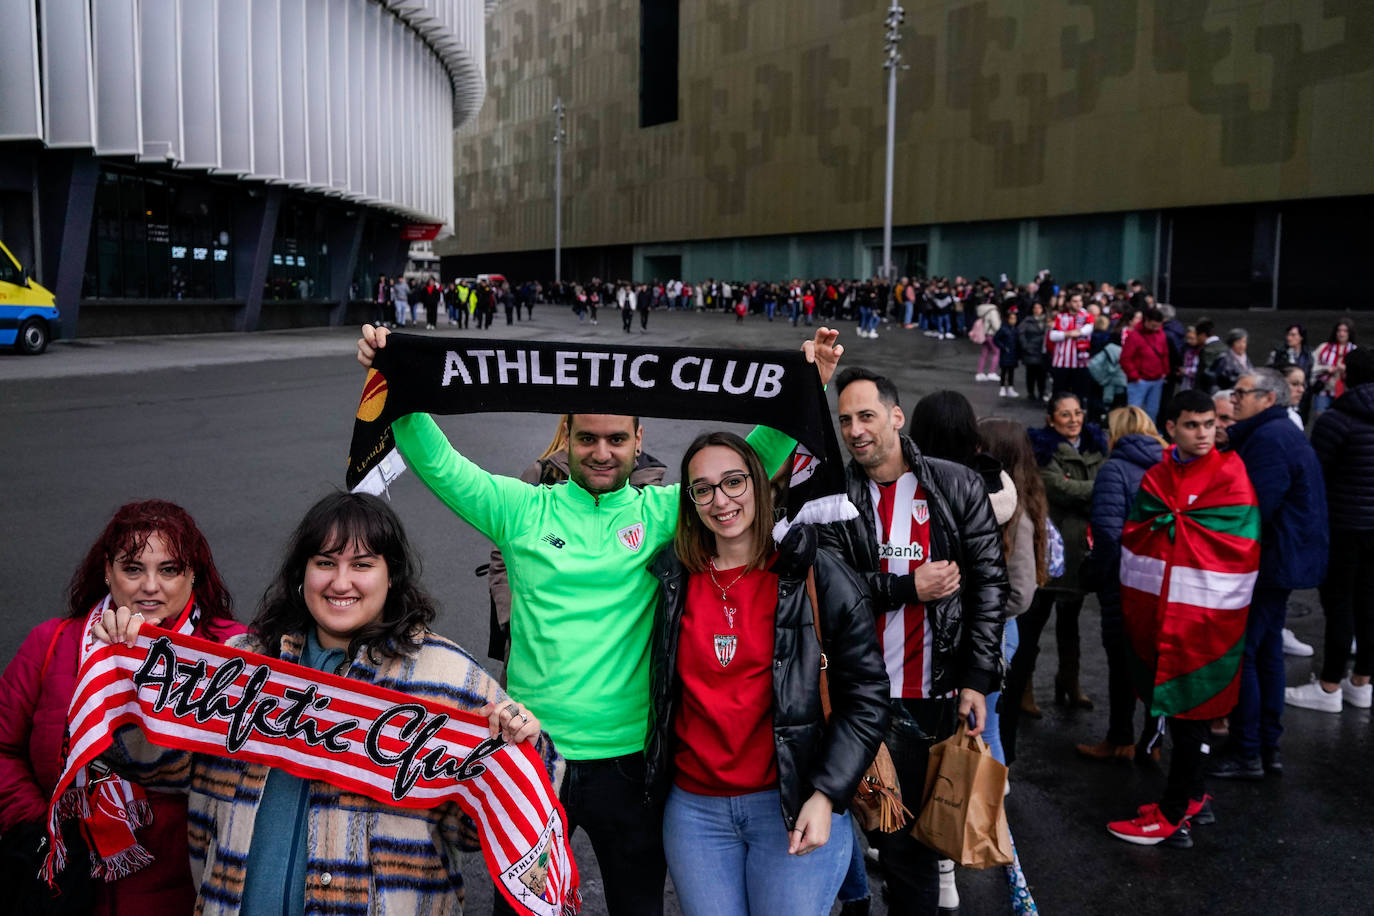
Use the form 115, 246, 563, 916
355, 324, 840, 915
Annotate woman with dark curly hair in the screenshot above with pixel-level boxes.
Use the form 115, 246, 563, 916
0, 499, 242, 915
94, 492, 556, 916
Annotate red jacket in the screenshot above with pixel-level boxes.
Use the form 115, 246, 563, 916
1120, 327, 1170, 382
0, 614, 245, 915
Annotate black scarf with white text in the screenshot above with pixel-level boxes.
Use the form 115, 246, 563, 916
346, 335, 857, 536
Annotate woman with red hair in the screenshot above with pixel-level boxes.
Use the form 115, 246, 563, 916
0, 499, 242, 914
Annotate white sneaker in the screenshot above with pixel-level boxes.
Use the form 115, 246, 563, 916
1285, 676, 1342, 712
924, 330, 940, 338
1006, 388, 1019, 397
1343, 676, 1373, 709
938, 858, 959, 910
1282, 628, 1314, 657
944, 332, 957, 340
999, 386, 1009, 397
870, 330, 878, 339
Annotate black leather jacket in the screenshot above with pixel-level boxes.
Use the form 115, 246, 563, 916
645, 526, 890, 830
818, 436, 1007, 696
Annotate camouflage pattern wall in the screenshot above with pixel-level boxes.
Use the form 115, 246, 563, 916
449, 0, 1374, 256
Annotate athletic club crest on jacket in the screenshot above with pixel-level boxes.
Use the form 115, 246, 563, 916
617, 523, 645, 551
912, 499, 929, 525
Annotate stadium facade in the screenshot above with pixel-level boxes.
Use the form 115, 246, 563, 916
442, 0, 1374, 310
0, 0, 492, 338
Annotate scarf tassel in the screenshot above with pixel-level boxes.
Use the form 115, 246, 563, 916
772, 493, 859, 541
91, 843, 155, 882
53, 787, 90, 822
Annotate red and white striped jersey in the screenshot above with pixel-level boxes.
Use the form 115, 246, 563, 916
869, 473, 945, 699
1048, 309, 1091, 368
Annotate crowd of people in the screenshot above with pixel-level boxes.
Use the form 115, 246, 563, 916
1, 274, 1366, 915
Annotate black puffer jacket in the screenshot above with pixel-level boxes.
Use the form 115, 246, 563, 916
1311, 382, 1374, 531
645, 526, 890, 830
819, 436, 1007, 696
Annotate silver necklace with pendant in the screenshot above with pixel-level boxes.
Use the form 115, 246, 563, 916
707, 558, 748, 668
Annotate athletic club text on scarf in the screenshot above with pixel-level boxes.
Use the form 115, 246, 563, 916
45, 606, 580, 916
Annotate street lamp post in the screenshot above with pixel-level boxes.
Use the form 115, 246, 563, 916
881, 0, 906, 282
552, 97, 566, 285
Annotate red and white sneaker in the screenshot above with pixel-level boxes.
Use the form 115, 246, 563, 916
1107, 803, 1193, 848
1186, 794, 1215, 826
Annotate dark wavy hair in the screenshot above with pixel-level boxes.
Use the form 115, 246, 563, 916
909, 390, 979, 467
251, 492, 437, 662
673, 431, 774, 574
67, 500, 235, 632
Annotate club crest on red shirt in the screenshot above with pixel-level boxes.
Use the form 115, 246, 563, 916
617, 523, 644, 551
714, 634, 738, 668
912, 499, 929, 525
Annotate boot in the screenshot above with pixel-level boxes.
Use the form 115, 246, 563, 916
1055, 643, 1094, 710
1019, 679, 1042, 719
1076, 739, 1135, 761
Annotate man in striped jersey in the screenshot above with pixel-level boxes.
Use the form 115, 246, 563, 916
1048, 292, 1093, 398
823, 368, 1006, 916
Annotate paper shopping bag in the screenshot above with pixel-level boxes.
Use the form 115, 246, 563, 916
913, 724, 1013, 868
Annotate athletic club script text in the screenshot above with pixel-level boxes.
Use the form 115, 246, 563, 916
131, 636, 507, 800
440, 347, 787, 398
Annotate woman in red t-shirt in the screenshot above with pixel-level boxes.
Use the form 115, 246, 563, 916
645, 432, 889, 916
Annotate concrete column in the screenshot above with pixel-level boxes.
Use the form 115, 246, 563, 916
1120, 212, 1152, 287
328, 210, 366, 326
36, 150, 98, 337
234, 186, 281, 332
1250, 205, 1280, 310
787, 236, 802, 280
926, 225, 944, 276
1015, 219, 1040, 284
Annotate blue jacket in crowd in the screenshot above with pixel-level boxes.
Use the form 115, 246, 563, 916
993, 323, 1020, 367
1311, 382, 1374, 532
1227, 404, 1329, 590
1088, 433, 1165, 628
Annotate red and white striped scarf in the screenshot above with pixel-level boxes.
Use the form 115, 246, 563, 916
46, 604, 580, 916
50, 596, 200, 882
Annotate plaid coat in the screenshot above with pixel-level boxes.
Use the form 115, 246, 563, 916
111, 630, 563, 916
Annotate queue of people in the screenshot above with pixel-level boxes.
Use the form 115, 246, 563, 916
2, 299, 1367, 916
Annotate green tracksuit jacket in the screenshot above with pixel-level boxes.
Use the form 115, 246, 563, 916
394, 413, 795, 760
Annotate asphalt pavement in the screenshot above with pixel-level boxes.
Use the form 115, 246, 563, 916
2, 308, 1369, 915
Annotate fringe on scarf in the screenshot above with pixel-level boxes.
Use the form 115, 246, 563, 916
352, 449, 408, 497
772, 492, 859, 541
91, 843, 155, 882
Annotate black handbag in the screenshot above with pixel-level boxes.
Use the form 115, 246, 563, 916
0, 820, 95, 916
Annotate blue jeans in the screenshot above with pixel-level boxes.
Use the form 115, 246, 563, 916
663, 786, 850, 916
765, 301, 775, 320
935, 311, 951, 336
836, 816, 869, 903
1127, 379, 1164, 420
983, 618, 1020, 765
1231, 586, 1290, 756
903, 301, 914, 325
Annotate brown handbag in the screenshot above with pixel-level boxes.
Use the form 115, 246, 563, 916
805, 570, 911, 833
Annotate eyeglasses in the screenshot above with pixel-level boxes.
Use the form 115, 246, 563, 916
687, 473, 751, 506
1230, 388, 1261, 400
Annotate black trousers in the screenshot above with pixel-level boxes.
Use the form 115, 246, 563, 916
1100, 615, 1141, 747
622, 308, 634, 332
492, 754, 665, 916
1320, 529, 1374, 682
1024, 363, 1049, 399
869, 698, 957, 916
999, 589, 1083, 765
1160, 717, 1211, 824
